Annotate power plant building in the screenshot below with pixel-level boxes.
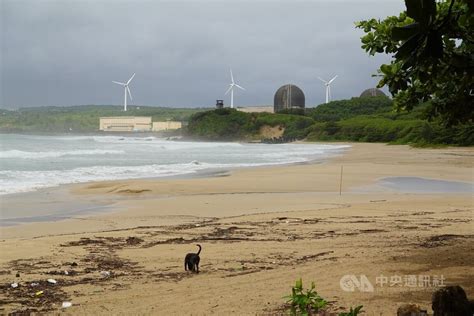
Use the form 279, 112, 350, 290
274, 84, 305, 113
99, 117, 152, 132
152, 121, 182, 131
360, 88, 386, 98
237, 106, 274, 113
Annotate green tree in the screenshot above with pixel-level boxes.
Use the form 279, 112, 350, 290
356, 0, 473, 126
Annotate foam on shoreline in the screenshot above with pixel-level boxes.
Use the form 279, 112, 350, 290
0, 133, 350, 195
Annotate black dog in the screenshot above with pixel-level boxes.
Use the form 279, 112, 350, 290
184, 244, 201, 273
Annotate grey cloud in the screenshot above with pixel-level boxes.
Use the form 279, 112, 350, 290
1, 0, 405, 108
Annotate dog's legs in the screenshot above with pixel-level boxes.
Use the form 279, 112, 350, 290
196, 262, 199, 274
184, 260, 188, 271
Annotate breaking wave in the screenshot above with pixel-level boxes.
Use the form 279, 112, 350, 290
0, 149, 125, 159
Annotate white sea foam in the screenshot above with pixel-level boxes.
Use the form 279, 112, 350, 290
0, 149, 125, 159
0, 160, 298, 195
0, 134, 350, 195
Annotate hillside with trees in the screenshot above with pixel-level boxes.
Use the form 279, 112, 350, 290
2, 100, 471, 146
186, 108, 314, 141
0, 105, 204, 133
185, 97, 473, 146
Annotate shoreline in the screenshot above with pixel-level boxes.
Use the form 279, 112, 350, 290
0, 143, 472, 315
0, 134, 350, 197
1, 142, 472, 232
0, 142, 347, 225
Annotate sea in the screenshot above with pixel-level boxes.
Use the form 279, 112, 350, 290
0, 134, 350, 196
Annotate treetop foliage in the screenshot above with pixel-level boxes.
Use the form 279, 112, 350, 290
356, 0, 473, 126
308, 96, 393, 122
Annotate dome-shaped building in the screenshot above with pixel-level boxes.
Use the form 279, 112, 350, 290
360, 88, 386, 98
274, 84, 305, 113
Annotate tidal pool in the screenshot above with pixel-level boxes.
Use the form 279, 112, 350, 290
378, 177, 473, 193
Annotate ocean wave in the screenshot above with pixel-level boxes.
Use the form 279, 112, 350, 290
0, 135, 351, 195
0, 149, 125, 159
0, 162, 209, 195
0, 157, 312, 195
90, 136, 244, 148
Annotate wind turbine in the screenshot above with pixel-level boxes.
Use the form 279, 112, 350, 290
112, 73, 135, 111
318, 75, 338, 104
225, 68, 245, 108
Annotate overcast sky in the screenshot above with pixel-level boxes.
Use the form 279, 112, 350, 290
1, 0, 405, 109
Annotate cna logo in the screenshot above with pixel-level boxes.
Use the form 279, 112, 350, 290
340, 275, 375, 292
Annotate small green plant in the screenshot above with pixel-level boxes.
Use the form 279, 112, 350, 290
284, 278, 327, 316
338, 305, 364, 316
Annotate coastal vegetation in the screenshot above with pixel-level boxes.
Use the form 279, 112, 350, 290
186, 108, 313, 141
185, 97, 473, 146
283, 278, 364, 316
284, 278, 328, 315
306, 97, 473, 145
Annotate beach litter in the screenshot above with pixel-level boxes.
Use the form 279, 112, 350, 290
30, 282, 39, 287
10, 282, 18, 288
35, 290, 44, 296
100, 271, 111, 278
62, 301, 72, 308
47, 279, 57, 284
126, 236, 143, 245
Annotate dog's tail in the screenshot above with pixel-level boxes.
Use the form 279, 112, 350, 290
196, 244, 202, 255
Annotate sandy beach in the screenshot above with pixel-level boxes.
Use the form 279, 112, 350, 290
0, 143, 473, 315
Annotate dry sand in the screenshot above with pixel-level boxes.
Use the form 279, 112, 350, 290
0, 143, 473, 315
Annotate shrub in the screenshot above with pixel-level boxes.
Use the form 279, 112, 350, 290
339, 305, 364, 316
187, 110, 315, 141
277, 108, 307, 116
308, 96, 392, 122
284, 278, 327, 316
186, 109, 257, 140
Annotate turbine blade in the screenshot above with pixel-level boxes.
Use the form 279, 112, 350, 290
112, 81, 125, 86
317, 77, 327, 84
230, 68, 234, 84
235, 84, 245, 91
328, 75, 338, 84
225, 85, 233, 95
127, 73, 136, 85
127, 86, 132, 101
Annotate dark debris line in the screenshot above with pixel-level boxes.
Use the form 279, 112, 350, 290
3, 214, 469, 313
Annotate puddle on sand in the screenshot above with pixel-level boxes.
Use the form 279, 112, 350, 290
378, 177, 473, 193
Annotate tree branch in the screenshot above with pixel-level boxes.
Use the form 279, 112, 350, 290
438, 0, 456, 30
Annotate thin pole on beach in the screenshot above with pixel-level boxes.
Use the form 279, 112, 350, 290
339, 165, 343, 196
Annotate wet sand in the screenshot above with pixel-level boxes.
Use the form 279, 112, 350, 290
0, 143, 473, 315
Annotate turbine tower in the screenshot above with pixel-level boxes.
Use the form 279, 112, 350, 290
318, 75, 338, 104
112, 73, 135, 111
225, 68, 245, 108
